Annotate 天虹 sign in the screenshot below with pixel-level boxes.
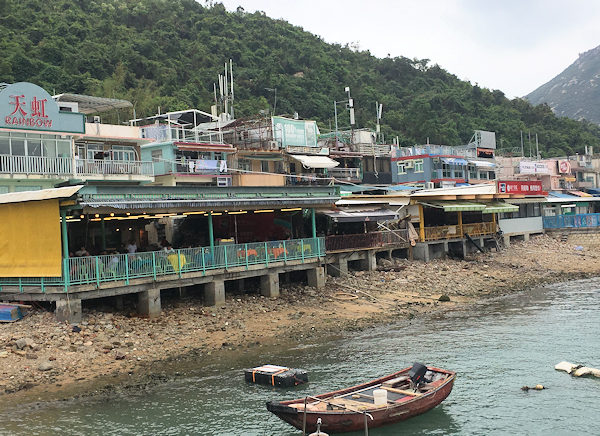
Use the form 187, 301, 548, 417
0, 82, 85, 134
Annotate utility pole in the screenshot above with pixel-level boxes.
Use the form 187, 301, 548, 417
535, 133, 540, 159
520, 131, 524, 157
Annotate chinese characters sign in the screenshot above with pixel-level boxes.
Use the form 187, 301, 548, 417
0, 82, 84, 133
497, 180, 545, 195
519, 161, 549, 174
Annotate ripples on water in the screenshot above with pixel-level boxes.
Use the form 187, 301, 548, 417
1, 279, 599, 435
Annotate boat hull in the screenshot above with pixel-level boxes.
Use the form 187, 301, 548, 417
267, 367, 455, 433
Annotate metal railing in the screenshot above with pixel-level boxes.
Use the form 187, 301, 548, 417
75, 159, 154, 176
0, 154, 72, 175
423, 222, 495, 241
328, 167, 361, 180
0, 237, 324, 293
325, 230, 408, 251
152, 158, 227, 176
0, 155, 154, 177
543, 213, 600, 229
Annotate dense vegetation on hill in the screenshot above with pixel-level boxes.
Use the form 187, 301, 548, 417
1, 0, 600, 157
527, 45, 600, 126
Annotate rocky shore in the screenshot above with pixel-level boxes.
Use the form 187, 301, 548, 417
1, 234, 598, 408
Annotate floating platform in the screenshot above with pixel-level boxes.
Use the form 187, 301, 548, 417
0, 304, 23, 322
244, 364, 308, 387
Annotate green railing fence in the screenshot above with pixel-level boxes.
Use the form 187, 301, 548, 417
0, 238, 324, 293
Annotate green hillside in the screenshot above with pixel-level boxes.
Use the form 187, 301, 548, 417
1, 0, 599, 157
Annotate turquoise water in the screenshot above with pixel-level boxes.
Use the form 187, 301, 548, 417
1, 278, 599, 435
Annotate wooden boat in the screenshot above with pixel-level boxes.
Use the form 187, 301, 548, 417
266, 364, 455, 433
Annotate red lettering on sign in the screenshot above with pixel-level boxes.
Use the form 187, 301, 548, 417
30, 97, 48, 118
9, 95, 27, 116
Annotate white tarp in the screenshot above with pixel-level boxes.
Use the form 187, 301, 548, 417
0, 185, 83, 205
291, 155, 340, 169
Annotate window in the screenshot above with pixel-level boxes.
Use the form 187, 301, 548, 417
151, 150, 163, 161
112, 145, 135, 161
468, 165, 477, 179
454, 168, 464, 178
488, 171, 495, 180
261, 160, 270, 172
478, 171, 488, 180
238, 159, 251, 171
414, 159, 424, 173
442, 164, 451, 178
397, 163, 407, 175
0, 135, 9, 155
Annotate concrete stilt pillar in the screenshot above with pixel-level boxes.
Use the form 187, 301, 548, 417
55, 298, 82, 323
114, 295, 124, 311
260, 273, 280, 298
138, 288, 161, 318
523, 233, 530, 242
413, 243, 430, 262
307, 266, 325, 289
327, 257, 348, 277
205, 280, 225, 306
360, 251, 377, 271
503, 235, 511, 247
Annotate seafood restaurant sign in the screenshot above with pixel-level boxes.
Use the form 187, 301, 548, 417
0, 82, 84, 134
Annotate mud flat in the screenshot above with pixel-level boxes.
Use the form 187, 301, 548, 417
0, 235, 597, 407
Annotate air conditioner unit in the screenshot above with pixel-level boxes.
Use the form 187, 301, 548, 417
93, 115, 101, 123
404, 161, 414, 169
269, 141, 279, 151
425, 182, 435, 189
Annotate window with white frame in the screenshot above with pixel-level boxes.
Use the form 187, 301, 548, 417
414, 159, 424, 173
442, 164, 452, 178
112, 145, 136, 161
397, 162, 407, 175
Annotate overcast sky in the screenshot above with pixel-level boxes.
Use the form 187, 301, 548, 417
218, 0, 600, 99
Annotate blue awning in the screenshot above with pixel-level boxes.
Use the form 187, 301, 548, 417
441, 158, 468, 165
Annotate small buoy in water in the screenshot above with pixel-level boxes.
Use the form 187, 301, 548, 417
521, 384, 546, 391
309, 417, 329, 436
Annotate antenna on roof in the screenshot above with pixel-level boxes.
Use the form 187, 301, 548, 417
375, 101, 383, 142
229, 59, 235, 119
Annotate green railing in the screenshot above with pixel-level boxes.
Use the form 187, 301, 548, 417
0, 238, 324, 293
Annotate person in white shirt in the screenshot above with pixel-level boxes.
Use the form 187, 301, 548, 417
126, 240, 137, 254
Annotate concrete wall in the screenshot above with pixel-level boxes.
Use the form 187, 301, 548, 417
499, 216, 543, 235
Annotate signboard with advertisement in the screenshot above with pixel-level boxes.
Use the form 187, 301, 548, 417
558, 160, 571, 174
519, 161, 549, 174
0, 82, 85, 134
497, 180, 545, 196
272, 116, 319, 148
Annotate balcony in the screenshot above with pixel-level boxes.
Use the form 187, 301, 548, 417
0, 154, 153, 181
422, 222, 496, 241
0, 155, 71, 176
356, 144, 391, 156
75, 159, 154, 178
326, 230, 409, 252
0, 237, 324, 292
328, 167, 361, 182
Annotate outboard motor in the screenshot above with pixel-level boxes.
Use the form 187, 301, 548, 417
408, 362, 429, 390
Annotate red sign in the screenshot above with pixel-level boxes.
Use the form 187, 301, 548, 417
558, 160, 571, 174
497, 180, 544, 195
